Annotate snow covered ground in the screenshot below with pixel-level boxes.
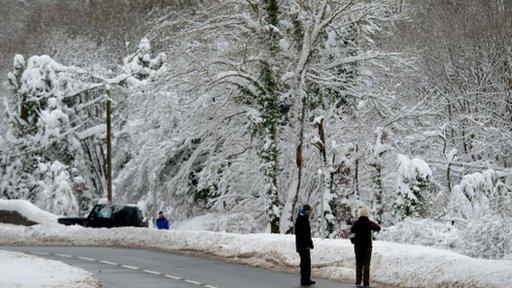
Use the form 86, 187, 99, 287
1, 200, 511, 287
173, 212, 262, 233
1, 223, 511, 288
0, 249, 99, 288
379, 217, 512, 261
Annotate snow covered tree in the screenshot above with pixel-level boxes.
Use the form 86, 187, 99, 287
157, 1, 293, 233
1, 42, 168, 214
120, 37, 167, 88
368, 128, 391, 222
449, 169, 511, 219
6, 54, 25, 110
34, 161, 78, 216
311, 116, 335, 236
154, 0, 404, 234
393, 154, 433, 221
1, 54, 106, 214
394, 1, 512, 221
254, 59, 288, 233
311, 116, 358, 237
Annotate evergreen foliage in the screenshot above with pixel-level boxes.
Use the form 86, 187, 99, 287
393, 155, 432, 221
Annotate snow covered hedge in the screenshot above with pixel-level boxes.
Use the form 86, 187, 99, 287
379, 217, 512, 260
0, 224, 510, 288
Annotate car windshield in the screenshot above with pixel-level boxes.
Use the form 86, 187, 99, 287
90, 205, 113, 218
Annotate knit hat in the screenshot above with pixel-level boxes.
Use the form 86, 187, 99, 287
299, 204, 312, 216
359, 206, 370, 217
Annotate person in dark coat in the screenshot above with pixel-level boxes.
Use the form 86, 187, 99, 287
156, 211, 170, 230
349, 206, 381, 287
295, 204, 315, 286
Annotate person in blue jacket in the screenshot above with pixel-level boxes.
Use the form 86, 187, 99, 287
156, 211, 170, 230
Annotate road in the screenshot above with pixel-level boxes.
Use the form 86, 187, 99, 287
1, 246, 357, 288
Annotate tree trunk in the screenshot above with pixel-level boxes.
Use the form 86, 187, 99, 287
371, 162, 384, 222
353, 143, 360, 196
289, 96, 307, 230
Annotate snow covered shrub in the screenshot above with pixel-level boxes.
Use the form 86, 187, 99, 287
212, 213, 262, 234
449, 169, 508, 219
457, 215, 512, 260
380, 217, 512, 260
7, 54, 25, 94
392, 154, 432, 221
177, 213, 263, 234
0, 157, 36, 201
379, 218, 458, 249
34, 161, 78, 216
121, 37, 167, 88
70, 168, 92, 213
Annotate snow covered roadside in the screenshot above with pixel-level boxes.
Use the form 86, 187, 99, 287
173, 212, 262, 233
0, 199, 58, 225
0, 249, 99, 288
1, 224, 511, 288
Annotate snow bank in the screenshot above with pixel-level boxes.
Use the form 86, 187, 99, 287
0, 249, 99, 288
0, 224, 510, 288
380, 218, 512, 260
0, 199, 58, 225
174, 213, 262, 233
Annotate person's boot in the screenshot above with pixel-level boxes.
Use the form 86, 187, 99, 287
300, 279, 316, 286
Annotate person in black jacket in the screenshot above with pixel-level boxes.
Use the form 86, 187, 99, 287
349, 206, 381, 287
295, 204, 315, 286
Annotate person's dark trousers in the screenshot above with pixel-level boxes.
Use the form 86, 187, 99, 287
355, 245, 372, 286
298, 249, 311, 283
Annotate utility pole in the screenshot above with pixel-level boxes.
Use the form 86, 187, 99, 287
105, 85, 113, 205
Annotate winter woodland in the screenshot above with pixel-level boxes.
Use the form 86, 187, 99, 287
0, 0, 511, 260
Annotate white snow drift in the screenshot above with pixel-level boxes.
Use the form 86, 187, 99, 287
0, 249, 98, 288
0, 199, 58, 225
0, 223, 511, 288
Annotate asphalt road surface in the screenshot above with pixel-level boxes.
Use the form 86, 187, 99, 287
1, 246, 358, 288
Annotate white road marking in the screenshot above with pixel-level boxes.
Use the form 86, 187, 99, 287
54, 253, 72, 258
77, 256, 96, 261
99, 260, 118, 266
164, 274, 182, 280
185, 279, 203, 285
143, 269, 161, 275
31, 250, 221, 288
